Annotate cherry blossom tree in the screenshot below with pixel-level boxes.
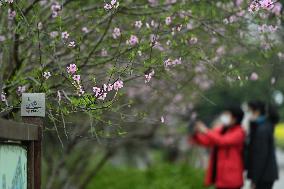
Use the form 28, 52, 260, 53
0, 0, 283, 188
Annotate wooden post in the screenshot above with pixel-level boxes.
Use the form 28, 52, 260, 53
23, 117, 43, 189
21, 93, 45, 189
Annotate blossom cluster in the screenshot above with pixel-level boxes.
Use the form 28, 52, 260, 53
104, 0, 119, 10
67, 64, 85, 96
17, 86, 26, 96
145, 70, 155, 83
258, 24, 278, 33
43, 71, 52, 80
126, 35, 139, 46
248, 0, 275, 13
8, 8, 16, 20
51, 2, 61, 18
1, 92, 7, 102
164, 58, 182, 70
93, 80, 124, 101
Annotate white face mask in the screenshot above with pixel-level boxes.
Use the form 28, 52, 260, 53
246, 111, 257, 121
220, 114, 231, 126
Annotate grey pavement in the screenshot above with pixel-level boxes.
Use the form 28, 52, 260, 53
243, 149, 284, 189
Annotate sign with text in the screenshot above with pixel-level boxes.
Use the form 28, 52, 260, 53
21, 93, 45, 117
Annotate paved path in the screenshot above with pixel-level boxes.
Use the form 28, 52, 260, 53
274, 149, 284, 189
243, 149, 284, 189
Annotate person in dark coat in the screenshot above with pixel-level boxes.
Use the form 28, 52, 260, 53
246, 101, 279, 189
191, 106, 245, 189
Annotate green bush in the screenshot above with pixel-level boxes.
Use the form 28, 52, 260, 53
87, 163, 211, 189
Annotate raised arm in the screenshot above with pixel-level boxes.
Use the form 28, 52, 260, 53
205, 127, 245, 147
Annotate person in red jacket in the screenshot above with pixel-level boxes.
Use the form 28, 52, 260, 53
191, 106, 245, 189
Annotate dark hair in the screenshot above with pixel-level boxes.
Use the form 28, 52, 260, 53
248, 100, 280, 124
225, 106, 244, 125
248, 100, 265, 115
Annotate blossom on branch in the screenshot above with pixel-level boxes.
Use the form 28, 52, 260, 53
67, 64, 77, 74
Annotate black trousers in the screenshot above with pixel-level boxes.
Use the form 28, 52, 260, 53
256, 182, 274, 189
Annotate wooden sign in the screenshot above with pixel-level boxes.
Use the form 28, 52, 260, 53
21, 93, 45, 117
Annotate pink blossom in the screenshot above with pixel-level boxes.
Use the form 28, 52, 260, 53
164, 58, 172, 68
8, 9, 16, 20
260, 0, 274, 10
104, 1, 119, 10
92, 86, 106, 99
61, 31, 69, 39
148, 0, 158, 6
271, 2, 282, 15
211, 37, 218, 44
172, 58, 182, 65
37, 22, 43, 30
5, 0, 14, 3
248, 1, 260, 12
189, 37, 198, 45
0, 35, 6, 42
145, 70, 155, 83
146, 22, 151, 29
112, 27, 121, 39
82, 27, 90, 33
150, 34, 159, 44
77, 86, 85, 96
177, 24, 182, 31
72, 75, 81, 83
166, 40, 171, 46
103, 84, 108, 91
98, 93, 107, 100
1, 92, 6, 102
43, 71, 51, 80
68, 41, 76, 48
93, 87, 101, 97
101, 49, 108, 56
113, 80, 124, 90
250, 72, 259, 81
17, 86, 26, 95
151, 20, 158, 28
127, 35, 139, 46
111, 0, 117, 5
187, 22, 194, 30
171, 27, 175, 36
161, 116, 165, 123
235, 0, 243, 7
51, 3, 61, 18
223, 18, 229, 24
135, 20, 143, 29
236, 10, 245, 17
216, 46, 226, 56
166, 0, 177, 3
164, 58, 182, 69
50, 31, 59, 38
108, 84, 114, 91
67, 64, 77, 74
271, 77, 276, 85
277, 52, 284, 60
165, 16, 172, 25
104, 3, 112, 10
258, 24, 278, 33
229, 15, 237, 23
